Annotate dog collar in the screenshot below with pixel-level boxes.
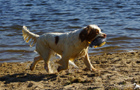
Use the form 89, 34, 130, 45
88, 41, 91, 44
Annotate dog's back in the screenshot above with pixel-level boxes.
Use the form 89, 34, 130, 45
36, 33, 67, 55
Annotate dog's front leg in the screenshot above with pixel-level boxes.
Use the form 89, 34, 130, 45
83, 54, 97, 71
57, 57, 69, 72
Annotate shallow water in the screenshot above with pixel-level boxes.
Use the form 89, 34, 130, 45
0, 0, 140, 62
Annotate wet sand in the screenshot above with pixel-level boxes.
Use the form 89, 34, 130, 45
0, 51, 140, 90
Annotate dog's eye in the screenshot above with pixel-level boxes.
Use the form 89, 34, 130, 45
95, 30, 99, 34
96, 32, 99, 34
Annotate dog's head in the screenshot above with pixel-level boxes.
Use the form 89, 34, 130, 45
79, 25, 106, 47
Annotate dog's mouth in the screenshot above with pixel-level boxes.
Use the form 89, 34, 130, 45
89, 36, 107, 48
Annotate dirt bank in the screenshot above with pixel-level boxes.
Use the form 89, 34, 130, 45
0, 51, 140, 90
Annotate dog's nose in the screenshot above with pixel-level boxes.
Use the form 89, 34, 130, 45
103, 34, 106, 38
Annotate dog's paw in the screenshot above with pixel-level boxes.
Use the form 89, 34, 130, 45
83, 67, 98, 72
44, 66, 49, 72
30, 64, 34, 71
90, 67, 98, 72
57, 66, 62, 72
57, 66, 66, 72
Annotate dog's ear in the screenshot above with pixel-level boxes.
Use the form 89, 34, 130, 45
79, 25, 99, 42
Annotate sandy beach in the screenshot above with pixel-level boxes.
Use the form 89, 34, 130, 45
0, 51, 140, 90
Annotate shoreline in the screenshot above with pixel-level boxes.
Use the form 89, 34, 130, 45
0, 49, 137, 63
0, 51, 140, 89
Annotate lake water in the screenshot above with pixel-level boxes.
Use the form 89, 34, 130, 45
0, 0, 140, 62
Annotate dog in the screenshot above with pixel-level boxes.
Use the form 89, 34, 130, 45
22, 24, 106, 73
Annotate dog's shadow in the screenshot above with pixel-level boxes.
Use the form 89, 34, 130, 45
0, 73, 57, 84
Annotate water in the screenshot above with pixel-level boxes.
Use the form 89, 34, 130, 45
0, 0, 140, 62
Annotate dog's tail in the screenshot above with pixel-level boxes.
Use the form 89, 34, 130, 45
22, 26, 40, 47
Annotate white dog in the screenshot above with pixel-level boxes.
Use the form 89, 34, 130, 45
22, 25, 106, 73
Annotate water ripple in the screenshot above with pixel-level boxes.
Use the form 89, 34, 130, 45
0, 0, 140, 62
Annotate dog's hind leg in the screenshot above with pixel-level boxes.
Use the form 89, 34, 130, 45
38, 49, 52, 73
57, 55, 69, 72
30, 55, 43, 71
41, 53, 51, 73
35, 39, 53, 73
